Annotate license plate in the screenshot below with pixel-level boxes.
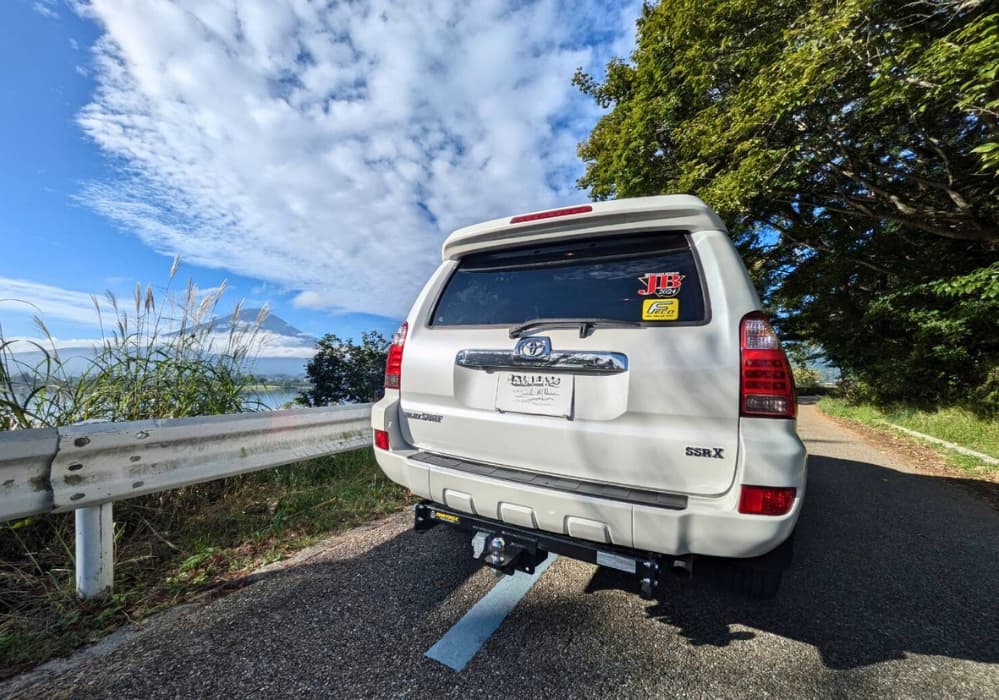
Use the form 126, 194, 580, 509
495, 372, 573, 417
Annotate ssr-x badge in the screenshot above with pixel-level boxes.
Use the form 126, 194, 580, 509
686, 446, 725, 459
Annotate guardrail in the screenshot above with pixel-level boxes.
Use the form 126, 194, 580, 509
0, 405, 373, 596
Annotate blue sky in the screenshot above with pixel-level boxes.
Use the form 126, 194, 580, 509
0, 0, 640, 357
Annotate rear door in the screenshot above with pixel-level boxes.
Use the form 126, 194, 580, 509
399, 232, 741, 497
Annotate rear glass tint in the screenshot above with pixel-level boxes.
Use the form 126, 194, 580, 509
430, 233, 706, 326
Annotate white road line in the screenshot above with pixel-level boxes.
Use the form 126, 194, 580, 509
425, 555, 557, 671
885, 422, 998, 465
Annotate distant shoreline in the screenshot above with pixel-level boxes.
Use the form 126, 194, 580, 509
241, 383, 308, 393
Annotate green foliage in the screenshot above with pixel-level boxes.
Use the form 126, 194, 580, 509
298, 331, 388, 406
785, 342, 828, 392
0, 259, 266, 430
576, 0, 998, 413
792, 364, 824, 393
856, 263, 999, 410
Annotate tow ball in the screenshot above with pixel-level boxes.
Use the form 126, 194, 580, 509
485, 536, 507, 567
471, 531, 548, 576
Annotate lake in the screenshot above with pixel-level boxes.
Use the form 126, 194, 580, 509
249, 389, 303, 410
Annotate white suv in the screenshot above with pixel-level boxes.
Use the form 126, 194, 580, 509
371, 195, 806, 598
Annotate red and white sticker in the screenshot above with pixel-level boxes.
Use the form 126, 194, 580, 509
637, 272, 685, 298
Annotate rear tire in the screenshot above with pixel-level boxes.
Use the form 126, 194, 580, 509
729, 533, 794, 600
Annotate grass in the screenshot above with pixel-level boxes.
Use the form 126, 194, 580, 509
1, 259, 270, 430
0, 447, 412, 678
818, 397, 999, 476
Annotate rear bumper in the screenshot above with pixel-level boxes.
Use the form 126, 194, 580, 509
372, 396, 806, 559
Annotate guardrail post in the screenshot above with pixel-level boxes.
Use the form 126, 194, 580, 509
75, 503, 114, 598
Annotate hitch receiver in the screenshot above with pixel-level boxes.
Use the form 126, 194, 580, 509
414, 501, 662, 597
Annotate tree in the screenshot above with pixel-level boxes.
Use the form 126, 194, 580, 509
575, 0, 998, 412
297, 331, 388, 406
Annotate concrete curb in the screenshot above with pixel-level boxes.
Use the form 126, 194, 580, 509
884, 423, 999, 466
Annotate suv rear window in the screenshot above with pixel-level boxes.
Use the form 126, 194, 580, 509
430, 233, 706, 326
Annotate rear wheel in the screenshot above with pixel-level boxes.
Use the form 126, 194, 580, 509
729, 533, 794, 600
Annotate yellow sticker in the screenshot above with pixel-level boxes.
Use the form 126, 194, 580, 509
642, 298, 679, 321
431, 511, 460, 523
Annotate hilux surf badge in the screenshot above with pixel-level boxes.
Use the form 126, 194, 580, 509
637, 272, 685, 297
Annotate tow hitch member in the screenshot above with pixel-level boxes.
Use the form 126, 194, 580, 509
414, 500, 663, 599
469, 530, 549, 576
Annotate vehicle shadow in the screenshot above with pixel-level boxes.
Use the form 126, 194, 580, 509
586, 454, 999, 670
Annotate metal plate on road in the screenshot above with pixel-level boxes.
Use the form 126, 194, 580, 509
425, 555, 558, 671
495, 372, 573, 417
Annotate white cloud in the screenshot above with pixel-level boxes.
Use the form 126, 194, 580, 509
166, 330, 315, 358
74, 0, 643, 317
0, 277, 98, 326
33, 1, 60, 19
0, 275, 232, 333
253, 333, 315, 359
6, 336, 97, 350
290, 290, 327, 310
5, 330, 315, 360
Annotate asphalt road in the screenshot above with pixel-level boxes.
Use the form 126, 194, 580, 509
6, 405, 998, 698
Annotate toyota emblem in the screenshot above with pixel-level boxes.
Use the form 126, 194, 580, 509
515, 336, 551, 359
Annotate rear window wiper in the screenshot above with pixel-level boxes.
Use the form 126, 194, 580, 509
508, 318, 642, 339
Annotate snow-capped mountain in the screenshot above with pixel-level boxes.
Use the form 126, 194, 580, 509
179, 309, 317, 376
176, 308, 312, 341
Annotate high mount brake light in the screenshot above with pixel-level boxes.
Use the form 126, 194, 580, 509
739, 312, 796, 418
384, 322, 408, 390
739, 485, 796, 516
509, 205, 592, 224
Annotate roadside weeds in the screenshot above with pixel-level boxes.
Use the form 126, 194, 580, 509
817, 398, 998, 478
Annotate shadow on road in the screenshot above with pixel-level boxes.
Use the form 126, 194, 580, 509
587, 454, 999, 670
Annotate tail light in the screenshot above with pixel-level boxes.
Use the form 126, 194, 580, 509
739, 312, 796, 418
384, 322, 408, 389
374, 429, 389, 450
739, 485, 796, 515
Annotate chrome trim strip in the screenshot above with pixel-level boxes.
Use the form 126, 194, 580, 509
455, 349, 628, 374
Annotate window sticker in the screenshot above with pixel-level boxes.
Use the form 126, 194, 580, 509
642, 299, 679, 320
637, 272, 685, 297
